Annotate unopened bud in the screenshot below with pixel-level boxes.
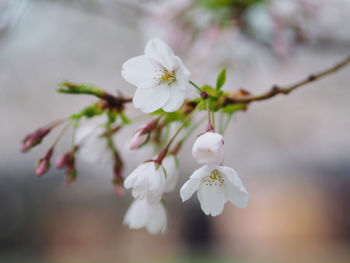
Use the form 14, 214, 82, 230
113, 156, 124, 196
113, 175, 124, 196
21, 128, 50, 152
55, 151, 74, 169
129, 126, 149, 150
200, 91, 209, 99
36, 148, 53, 177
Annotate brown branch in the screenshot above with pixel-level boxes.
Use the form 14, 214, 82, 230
226, 55, 350, 104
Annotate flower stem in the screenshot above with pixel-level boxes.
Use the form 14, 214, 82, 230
155, 105, 199, 164
222, 113, 233, 135
51, 123, 71, 148
170, 115, 206, 156
189, 81, 201, 93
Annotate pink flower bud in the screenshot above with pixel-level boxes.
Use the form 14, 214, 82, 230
55, 151, 74, 169
36, 148, 53, 177
113, 176, 125, 196
129, 126, 149, 150
21, 128, 50, 152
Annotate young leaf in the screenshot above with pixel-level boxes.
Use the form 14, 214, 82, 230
58, 82, 104, 97
216, 69, 226, 90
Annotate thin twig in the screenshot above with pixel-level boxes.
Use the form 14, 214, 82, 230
226, 55, 350, 104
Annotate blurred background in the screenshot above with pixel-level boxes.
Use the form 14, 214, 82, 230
1, 0, 350, 262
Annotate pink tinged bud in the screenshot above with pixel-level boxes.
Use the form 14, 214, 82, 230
21, 128, 51, 152
113, 178, 125, 196
129, 127, 149, 150
113, 162, 124, 196
36, 148, 53, 177
55, 151, 73, 169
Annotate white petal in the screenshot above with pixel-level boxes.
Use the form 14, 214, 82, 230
175, 56, 191, 84
123, 164, 143, 189
162, 84, 186, 112
146, 202, 167, 234
192, 133, 224, 166
133, 84, 170, 113
145, 38, 177, 70
218, 166, 250, 208
123, 199, 167, 234
197, 184, 227, 216
180, 178, 201, 202
123, 199, 149, 229
179, 165, 210, 202
121, 55, 160, 89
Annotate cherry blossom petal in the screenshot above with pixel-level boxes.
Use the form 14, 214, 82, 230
145, 38, 178, 70
218, 166, 250, 208
162, 84, 186, 112
192, 133, 224, 165
146, 203, 167, 234
180, 165, 210, 202
175, 56, 191, 87
197, 184, 227, 216
121, 55, 161, 89
123, 199, 149, 229
124, 162, 166, 203
123, 199, 167, 234
133, 84, 170, 113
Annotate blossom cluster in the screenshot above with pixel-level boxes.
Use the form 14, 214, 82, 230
21, 38, 251, 234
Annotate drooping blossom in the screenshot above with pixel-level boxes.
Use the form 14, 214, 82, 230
180, 165, 249, 216
192, 132, 224, 166
121, 38, 190, 113
123, 198, 167, 234
124, 161, 166, 203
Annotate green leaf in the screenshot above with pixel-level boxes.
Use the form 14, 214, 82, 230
216, 69, 226, 90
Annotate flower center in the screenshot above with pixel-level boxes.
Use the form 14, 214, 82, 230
203, 169, 224, 187
159, 69, 176, 86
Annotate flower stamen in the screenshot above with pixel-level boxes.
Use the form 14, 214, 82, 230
203, 169, 224, 187
159, 69, 176, 86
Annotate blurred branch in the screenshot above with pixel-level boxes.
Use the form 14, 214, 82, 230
226, 55, 350, 104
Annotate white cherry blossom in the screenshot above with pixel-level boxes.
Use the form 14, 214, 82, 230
192, 132, 224, 166
123, 198, 167, 234
180, 165, 249, 216
162, 155, 180, 193
124, 161, 166, 203
121, 38, 190, 113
